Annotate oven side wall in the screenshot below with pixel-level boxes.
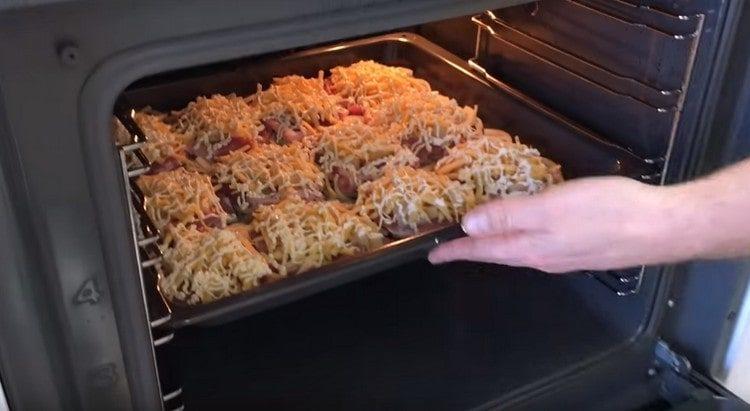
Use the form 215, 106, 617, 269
0, 1, 528, 409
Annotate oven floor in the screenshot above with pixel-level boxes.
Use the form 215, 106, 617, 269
172, 260, 623, 410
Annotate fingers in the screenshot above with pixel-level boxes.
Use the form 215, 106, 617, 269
461, 196, 547, 238
428, 234, 526, 266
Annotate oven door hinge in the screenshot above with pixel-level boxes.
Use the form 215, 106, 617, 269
654, 339, 692, 377
651, 339, 701, 405
650, 339, 746, 408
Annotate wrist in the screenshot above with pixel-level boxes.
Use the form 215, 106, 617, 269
629, 182, 705, 264
660, 184, 707, 260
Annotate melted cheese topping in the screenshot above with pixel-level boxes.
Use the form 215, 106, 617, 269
213, 143, 324, 211
356, 166, 475, 231
249, 73, 345, 137
174, 94, 259, 157
159, 225, 273, 304
435, 133, 563, 201
328, 60, 431, 106
315, 121, 419, 198
137, 168, 227, 230
370, 90, 482, 154
249, 194, 385, 275
133, 111, 189, 164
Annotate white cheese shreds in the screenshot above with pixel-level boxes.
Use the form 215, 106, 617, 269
370, 90, 483, 157
213, 143, 325, 212
137, 168, 227, 230
159, 225, 274, 304
315, 121, 419, 198
174, 94, 259, 158
435, 132, 563, 201
328, 60, 431, 106
249, 194, 385, 276
356, 166, 475, 232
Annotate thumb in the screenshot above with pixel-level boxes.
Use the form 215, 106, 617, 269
461, 196, 543, 238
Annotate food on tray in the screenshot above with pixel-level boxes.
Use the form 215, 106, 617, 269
249, 193, 385, 275
213, 143, 325, 216
315, 121, 419, 199
435, 132, 563, 201
137, 168, 228, 230
249, 74, 346, 145
173, 94, 257, 160
119, 59, 563, 306
159, 225, 276, 304
129, 111, 198, 174
370, 90, 482, 165
327, 60, 431, 108
356, 166, 476, 238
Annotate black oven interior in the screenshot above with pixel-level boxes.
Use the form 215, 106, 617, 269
0, 0, 746, 410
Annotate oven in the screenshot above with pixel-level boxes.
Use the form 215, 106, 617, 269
1, 1, 749, 410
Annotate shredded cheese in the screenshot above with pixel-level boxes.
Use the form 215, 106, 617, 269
132, 111, 189, 164
315, 121, 419, 198
159, 225, 274, 304
249, 193, 385, 275
435, 132, 563, 201
370, 90, 483, 156
137, 168, 227, 230
328, 60, 431, 106
356, 166, 475, 232
174, 94, 259, 158
248, 73, 345, 141
213, 143, 325, 212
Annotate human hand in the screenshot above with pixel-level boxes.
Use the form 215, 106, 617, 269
428, 176, 697, 273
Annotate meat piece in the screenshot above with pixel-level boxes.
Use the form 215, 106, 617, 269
297, 188, 325, 202
261, 118, 304, 145
347, 103, 365, 116
213, 136, 252, 158
281, 128, 304, 144
414, 144, 446, 166
337, 99, 365, 117
202, 215, 224, 229
251, 235, 269, 254
244, 192, 282, 209
216, 184, 239, 215
403, 136, 448, 166
330, 166, 357, 198
186, 143, 209, 160
188, 136, 251, 160
146, 156, 182, 175
217, 183, 284, 217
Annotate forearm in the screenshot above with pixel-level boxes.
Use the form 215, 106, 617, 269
654, 158, 750, 261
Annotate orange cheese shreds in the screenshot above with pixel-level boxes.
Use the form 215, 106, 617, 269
137, 168, 227, 230
159, 225, 274, 304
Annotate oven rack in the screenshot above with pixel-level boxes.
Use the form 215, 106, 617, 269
114, 110, 184, 411
471, 2, 704, 162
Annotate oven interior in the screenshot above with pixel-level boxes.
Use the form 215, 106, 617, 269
112, 2, 719, 409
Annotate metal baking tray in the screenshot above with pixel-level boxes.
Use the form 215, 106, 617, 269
119, 32, 655, 328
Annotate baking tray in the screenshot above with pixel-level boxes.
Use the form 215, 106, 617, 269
119, 32, 655, 328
